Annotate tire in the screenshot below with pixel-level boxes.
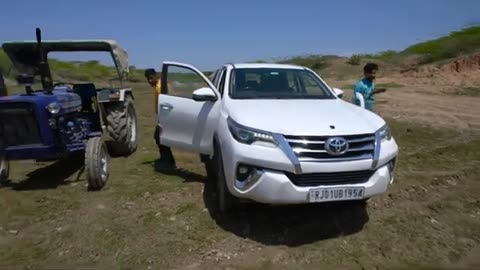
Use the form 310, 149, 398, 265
105, 95, 138, 156
213, 142, 237, 214
201, 154, 216, 182
0, 155, 9, 186
85, 137, 109, 191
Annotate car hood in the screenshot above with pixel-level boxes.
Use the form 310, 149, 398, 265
225, 99, 385, 136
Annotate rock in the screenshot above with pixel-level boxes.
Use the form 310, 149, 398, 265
97, 204, 106, 210
56, 227, 63, 232
124, 202, 135, 209
446, 179, 457, 186
9, 230, 18, 235
169, 216, 176, 221
144, 192, 151, 198
155, 212, 162, 217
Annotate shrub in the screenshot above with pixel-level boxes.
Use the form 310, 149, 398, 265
347, 54, 361, 65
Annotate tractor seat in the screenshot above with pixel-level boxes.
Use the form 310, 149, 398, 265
72, 83, 97, 112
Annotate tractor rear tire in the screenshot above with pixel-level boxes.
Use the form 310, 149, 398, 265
85, 137, 109, 191
0, 155, 9, 186
105, 95, 138, 157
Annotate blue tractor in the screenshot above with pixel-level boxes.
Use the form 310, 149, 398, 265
0, 28, 138, 190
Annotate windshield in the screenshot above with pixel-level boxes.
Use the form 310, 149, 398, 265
229, 68, 336, 99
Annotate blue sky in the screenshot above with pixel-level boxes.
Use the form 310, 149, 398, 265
1, 0, 479, 70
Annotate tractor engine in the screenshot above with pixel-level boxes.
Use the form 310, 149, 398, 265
57, 115, 92, 151
45, 87, 98, 152
0, 86, 98, 157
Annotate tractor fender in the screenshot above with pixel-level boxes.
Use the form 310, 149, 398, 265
96, 88, 134, 131
97, 88, 134, 103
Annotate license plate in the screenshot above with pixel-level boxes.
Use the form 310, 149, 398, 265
309, 187, 365, 202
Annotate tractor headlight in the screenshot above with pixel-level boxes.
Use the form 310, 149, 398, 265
227, 117, 277, 146
377, 124, 392, 141
46, 102, 61, 114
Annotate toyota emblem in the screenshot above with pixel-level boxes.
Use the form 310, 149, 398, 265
325, 137, 349, 156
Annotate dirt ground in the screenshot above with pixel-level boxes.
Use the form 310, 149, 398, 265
1, 66, 480, 269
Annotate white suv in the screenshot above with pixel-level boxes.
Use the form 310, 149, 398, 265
156, 62, 398, 213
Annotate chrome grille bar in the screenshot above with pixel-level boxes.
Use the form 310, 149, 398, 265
284, 133, 375, 162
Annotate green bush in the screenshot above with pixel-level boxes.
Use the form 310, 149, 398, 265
277, 54, 335, 70
347, 54, 361, 65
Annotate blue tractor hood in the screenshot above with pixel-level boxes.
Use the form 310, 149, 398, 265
0, 88, 82, 114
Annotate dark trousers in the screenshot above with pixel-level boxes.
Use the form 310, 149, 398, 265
154, 125, 175, 162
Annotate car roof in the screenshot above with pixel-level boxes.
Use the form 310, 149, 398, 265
226, 63, 306, 70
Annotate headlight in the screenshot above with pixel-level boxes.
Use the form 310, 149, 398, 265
377, 124, 392, 141
46, 102, 61, 114
227, 117, 277, 146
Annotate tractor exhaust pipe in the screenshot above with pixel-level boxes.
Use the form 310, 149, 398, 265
35, 27, 53, 94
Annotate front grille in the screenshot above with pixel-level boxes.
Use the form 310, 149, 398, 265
286, 170, 374, 187
284, 133, 375, 162
0, 102, 42, 147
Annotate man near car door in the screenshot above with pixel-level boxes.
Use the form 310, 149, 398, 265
144, 68, 176, 170
352, 63, 386, 112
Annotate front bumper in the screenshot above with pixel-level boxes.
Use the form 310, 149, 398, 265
233, 163, 393, 204
219, 125, 398, 204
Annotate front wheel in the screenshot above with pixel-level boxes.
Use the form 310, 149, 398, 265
0, 155, 9, 186
85, 137, 109, 191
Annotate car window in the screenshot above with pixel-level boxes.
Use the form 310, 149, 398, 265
229, 68, 335, 99
218, 68, 227, 96
164, 65, 210, 99
210, 69, 221, 87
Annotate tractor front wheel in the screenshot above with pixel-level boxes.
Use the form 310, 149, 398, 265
85, 137, 109, 191
0, 155, 9, 186
105, 95, 138, 157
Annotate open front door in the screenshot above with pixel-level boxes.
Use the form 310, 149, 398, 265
157, 61, 220, 154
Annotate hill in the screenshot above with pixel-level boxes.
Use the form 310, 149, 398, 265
271, 25, 480, 79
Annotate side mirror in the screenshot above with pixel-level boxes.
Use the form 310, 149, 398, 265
192, 87, 217, 102
333, 88, 344, 99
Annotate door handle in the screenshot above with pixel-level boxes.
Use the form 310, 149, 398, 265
160, 103, 173, 110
